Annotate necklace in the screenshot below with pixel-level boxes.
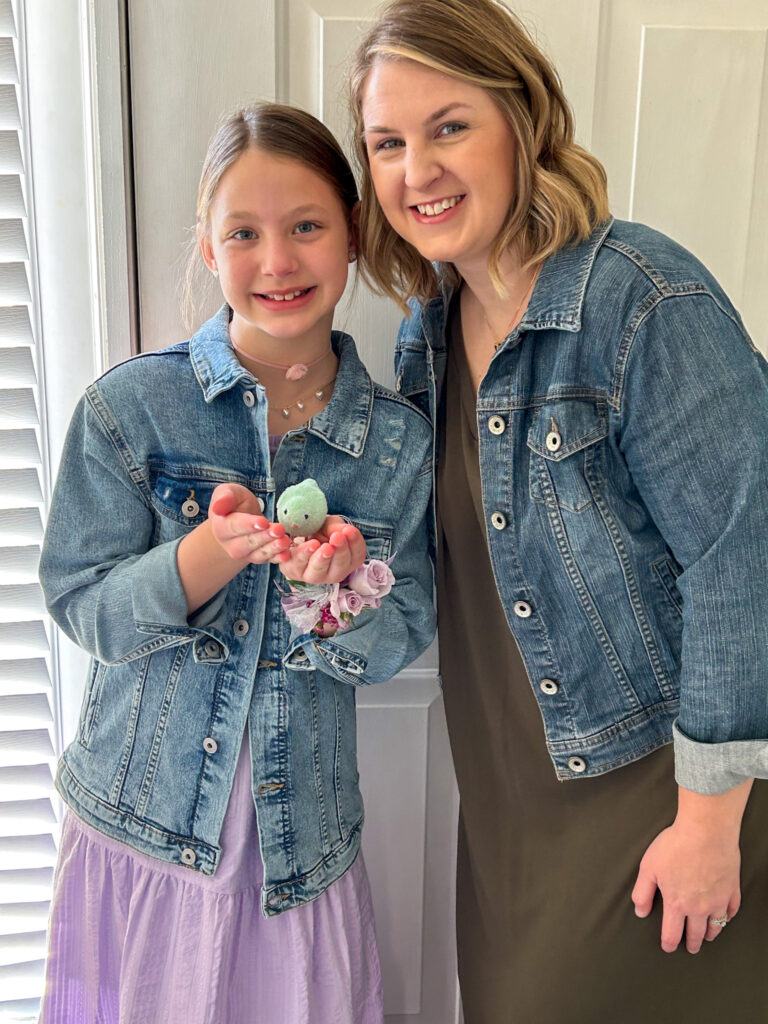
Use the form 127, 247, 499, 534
227, 323, 331, 381
274, 376, 337, 420
480, 265, 541, 350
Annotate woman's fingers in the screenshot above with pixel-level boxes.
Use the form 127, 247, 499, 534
631, 860, 657, 919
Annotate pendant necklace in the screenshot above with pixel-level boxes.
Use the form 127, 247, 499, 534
275, 377, 337, 420
481, 265, 541, 350
227, 323, 331, 380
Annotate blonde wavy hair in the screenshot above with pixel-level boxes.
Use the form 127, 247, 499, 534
349, 0, 610, 309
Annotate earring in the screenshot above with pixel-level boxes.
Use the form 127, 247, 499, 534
347, 251, 356, 263
211, 267, 219, 278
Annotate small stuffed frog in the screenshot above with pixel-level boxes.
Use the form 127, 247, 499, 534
276, 478, 328, 538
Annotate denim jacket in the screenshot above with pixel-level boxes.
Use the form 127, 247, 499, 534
40, 306, 435, 915
395, 218, 768, 795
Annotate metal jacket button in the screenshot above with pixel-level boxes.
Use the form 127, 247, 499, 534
182, 498, 199, 518
242, 390, 255, 407
292, 650, 308, 662
539, 678, 559, 695
203, 737, 218, 754
491, 511, 507, 530
256, 497, 265, 512
488, 415, 506, 435
233, 619, 249, 636
203, 640, 220, 658
180, 848, 196, 866
513, 600, 532, 618
568, 756, 586, 773
546, 430, 562, 453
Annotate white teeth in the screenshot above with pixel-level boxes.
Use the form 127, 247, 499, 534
416, 196, 461, 216
265, 289, 306, 301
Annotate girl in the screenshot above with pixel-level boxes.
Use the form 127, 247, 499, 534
350, 1, 768, 1022
38, 102, 435, 1024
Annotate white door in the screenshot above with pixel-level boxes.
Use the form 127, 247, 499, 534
124, 2, 767, 1021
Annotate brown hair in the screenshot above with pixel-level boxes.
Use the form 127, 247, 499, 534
349, 0, 610, 309
183, 102, 359, 328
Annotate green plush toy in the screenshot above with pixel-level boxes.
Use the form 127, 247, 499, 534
276, 479, 328, 537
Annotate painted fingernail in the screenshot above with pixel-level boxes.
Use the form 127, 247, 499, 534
319, 544, 334, 558
268, 526, 285, 538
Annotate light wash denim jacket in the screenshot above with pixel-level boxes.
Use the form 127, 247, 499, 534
395, 218, 768, 795
40, 306, 435, 915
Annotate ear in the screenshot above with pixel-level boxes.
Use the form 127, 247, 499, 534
198, 225, 217, 274
347, 201, 361, 260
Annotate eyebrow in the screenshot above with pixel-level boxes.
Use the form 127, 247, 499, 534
364, 102, 474, 135
221, 204, 327, 223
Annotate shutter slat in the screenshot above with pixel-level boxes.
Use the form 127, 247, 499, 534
0, 387, 36, 427
0, 835, 57, 870
0, 38, 17, 86
0, 1, 15, 38
0, 661, 51, 694
0, 930, 47, 968
0, 868, 53, 901
0, 469, 43, 506
0, 621, 48, 659
0, 262, 29, 301
0, 545, 39, 579
0, 508, 43, 544
0, 130, 21, 173
0, 731, 55, 767
0, 798, 56, 831
0, 174, 23, 217
0, 305, 31, 345
0, 217, 27, 258
0, 901, 50, 935
0, 694, 52, 727
0, 764, 54, 797
0, 585, 46, 622
0, 84, 19, 130
0, 347, 34, 384
0, 431, 42, 469
0, 958, 46, 1002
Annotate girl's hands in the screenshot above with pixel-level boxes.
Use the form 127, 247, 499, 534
277, 518, 367, 585
632, 779, 752, 953
209, 484, 291, 563
208, 486, 367, 582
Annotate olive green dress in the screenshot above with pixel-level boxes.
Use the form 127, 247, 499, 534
435, 300, 768, 1024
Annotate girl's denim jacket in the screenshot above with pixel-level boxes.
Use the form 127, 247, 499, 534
395, 218, 768, 796
40, 307, 435, 916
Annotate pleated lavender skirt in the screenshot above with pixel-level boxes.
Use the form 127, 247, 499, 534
38, 732, 384, 1024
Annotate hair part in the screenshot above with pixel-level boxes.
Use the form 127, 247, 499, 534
182, 102, 359, 329
349, 0, 610, 311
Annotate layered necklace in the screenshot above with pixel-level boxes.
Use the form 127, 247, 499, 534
228, 324, 336, 420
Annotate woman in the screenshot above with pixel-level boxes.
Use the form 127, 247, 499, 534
349, 1, 768, 1021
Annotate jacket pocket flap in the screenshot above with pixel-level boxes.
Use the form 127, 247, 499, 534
526, 400, 607, 462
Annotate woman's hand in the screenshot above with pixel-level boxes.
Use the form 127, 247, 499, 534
632, 779, 753, 953
208, 484, 291, 563
276, 518, 367, 585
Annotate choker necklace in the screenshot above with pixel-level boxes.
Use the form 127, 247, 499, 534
481, 265, 541, 350
275, 377, 337, 419
228, 323, 331, 381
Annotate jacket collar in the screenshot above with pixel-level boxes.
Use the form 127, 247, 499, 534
189, 305, 373, 457
413, 217, 615, 352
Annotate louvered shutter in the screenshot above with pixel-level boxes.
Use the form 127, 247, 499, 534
0, 2, 57, 1021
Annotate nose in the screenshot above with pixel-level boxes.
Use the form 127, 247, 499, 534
261, 237, 298, 278
404, 144, 442, 193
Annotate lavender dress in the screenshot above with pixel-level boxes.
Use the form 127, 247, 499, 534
39, 726, 384, 1024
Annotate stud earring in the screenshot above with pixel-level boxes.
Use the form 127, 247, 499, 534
347, 251, 356, 263
211, 267, 219, 278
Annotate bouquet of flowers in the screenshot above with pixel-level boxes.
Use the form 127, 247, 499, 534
280, 559, 396, 637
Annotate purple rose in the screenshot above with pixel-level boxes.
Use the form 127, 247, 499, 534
337, 588, 364, 616
345, 559, 395, 598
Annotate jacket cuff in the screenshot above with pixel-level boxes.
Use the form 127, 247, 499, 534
673, 720, 768, 794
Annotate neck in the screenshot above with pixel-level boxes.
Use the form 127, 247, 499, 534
456, 245, 529, 318
229, 311, 334, 369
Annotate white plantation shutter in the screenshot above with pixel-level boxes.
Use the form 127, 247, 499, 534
0, 2, 57, 1021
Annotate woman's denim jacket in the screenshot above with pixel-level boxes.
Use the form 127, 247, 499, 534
40, 307, 435, 916
395, 218, 768, 795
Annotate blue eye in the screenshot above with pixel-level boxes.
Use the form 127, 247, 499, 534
438, 122, 467, 138
374, 137, 403, 152
294, 221, 318, 235
232, 228, 256, 241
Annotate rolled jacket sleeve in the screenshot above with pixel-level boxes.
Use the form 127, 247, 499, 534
283, 450, 436, 685
620, 291, 768, 793
39, 389, 222, 665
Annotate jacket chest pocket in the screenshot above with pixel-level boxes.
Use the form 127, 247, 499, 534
527, 400, 608, 513
148, 465, 267, 541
